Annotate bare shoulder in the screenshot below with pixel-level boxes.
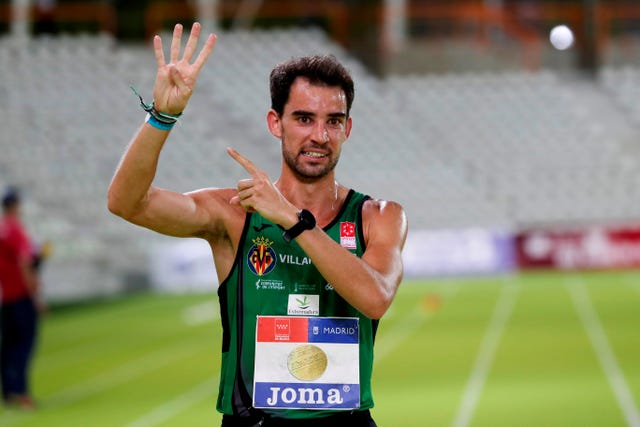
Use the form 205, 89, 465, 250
188, 187, 237, 205
362, 198, 408, 246
186, 187, 245, 238
362, 199, 406, 222
362, 198, 405, 217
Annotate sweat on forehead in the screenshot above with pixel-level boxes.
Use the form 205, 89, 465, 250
269, 54, 355, 116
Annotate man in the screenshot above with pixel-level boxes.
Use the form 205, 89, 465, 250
108, 22, 407, 426
0, 188, 41, 410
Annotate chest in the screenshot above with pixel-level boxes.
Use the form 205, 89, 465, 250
238, 213, 363, 317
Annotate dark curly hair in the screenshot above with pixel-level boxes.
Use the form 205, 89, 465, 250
2, 187, 20, 211
269, 54, 355, 117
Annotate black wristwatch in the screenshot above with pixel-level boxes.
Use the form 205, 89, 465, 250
282, 209, 316, 243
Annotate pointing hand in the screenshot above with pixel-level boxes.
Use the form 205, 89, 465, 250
227, 147, 297, 228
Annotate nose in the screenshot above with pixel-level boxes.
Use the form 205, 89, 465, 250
314, 123, 329, 144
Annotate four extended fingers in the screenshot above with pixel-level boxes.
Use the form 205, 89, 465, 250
155, 26, 254, 180
154, 22, 216, 69
151, 24, 267, 211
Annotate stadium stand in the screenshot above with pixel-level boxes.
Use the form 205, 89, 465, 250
1, 28, 639, 300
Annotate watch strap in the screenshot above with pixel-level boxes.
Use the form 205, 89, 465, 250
282, 209, 315, 243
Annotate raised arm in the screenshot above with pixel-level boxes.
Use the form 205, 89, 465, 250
107, 23, 217, 237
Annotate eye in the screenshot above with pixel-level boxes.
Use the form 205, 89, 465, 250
297, 116, 312, 124
327, 118, 343, 128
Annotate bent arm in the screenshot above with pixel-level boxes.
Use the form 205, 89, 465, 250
294, 200, 408, 319
107, 124, 214, 237
108, 22, 217, 237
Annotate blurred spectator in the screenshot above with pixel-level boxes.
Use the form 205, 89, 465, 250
0, 187, 45, 410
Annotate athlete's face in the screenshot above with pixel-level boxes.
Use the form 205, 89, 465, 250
267, 77, 352, 182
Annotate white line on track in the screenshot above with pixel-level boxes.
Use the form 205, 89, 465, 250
182, 301, 220, 326
47, 346, 197, 407
0, 348, 198, 427
373, 307, 424, 365
567, 278, 640, 427
124, 376, 219, 427
374, 284, 460, 366
44, 301, 218, 371
451, 279, 519, 427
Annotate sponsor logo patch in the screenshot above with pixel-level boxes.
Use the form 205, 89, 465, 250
340, 222, 357, 249
287, 294, 320, 316
248, 236, 277, 276
255, 279, 286, 291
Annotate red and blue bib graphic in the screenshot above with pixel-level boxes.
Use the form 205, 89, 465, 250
253, 316, 361, 410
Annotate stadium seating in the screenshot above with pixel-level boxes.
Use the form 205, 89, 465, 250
1, 28, 639, 300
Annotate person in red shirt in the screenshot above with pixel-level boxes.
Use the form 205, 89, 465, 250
0, 187, 41, 409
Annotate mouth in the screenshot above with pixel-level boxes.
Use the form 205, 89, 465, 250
301, 151, 329, 159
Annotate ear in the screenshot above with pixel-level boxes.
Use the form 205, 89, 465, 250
267, 109, 282, 139
344, 116, 353, 139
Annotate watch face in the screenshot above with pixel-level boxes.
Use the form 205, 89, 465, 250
300, 209, 316, 229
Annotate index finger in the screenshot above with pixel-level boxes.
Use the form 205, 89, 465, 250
227, 147, 263, 176
192, 33, 217, 71
153, 35, 166, 68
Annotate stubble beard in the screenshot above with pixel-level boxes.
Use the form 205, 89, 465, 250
282, 145, 340, 183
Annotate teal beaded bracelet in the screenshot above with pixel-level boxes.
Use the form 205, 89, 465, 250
131, 86, 182, 131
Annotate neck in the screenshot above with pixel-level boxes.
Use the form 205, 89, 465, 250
276, 175, 344, 225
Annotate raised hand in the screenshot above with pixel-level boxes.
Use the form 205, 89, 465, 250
152, 23, 216, 115
227, 147, 297, 227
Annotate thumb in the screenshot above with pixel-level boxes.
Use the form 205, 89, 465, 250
229, 194, 255, 213
169, 65, 192, 97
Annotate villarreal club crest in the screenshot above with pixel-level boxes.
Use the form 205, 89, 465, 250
248, 236, 277, 276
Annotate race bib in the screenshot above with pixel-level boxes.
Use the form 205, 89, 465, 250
253, 316, 360, 410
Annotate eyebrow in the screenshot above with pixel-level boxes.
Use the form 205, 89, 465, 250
291, 110, 347, 119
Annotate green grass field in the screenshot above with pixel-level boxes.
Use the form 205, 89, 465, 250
1, 269, 639, 426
